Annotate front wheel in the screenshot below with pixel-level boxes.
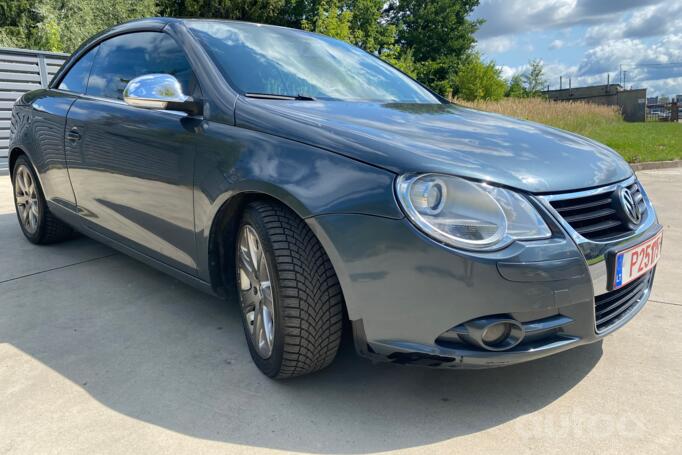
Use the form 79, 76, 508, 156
235, 202, 344, 378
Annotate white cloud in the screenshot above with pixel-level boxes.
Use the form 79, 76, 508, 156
584, 2, 682, 44
498, 65, 522, 80
473, 0, 682, 95
473, 0, 662, 39
549, 39, 565, 50
578, 34, 682, 82
476, 36, 515, 54
499, 34, 682, 95
642, 77, 682, 97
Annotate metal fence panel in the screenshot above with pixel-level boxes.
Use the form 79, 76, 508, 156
0, 47, 68, 158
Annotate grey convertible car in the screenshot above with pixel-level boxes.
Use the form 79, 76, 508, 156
9, 18, 662, 378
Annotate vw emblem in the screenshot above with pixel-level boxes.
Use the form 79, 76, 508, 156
620, 187, 642, 224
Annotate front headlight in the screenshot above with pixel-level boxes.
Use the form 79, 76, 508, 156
396, 174, 551, 250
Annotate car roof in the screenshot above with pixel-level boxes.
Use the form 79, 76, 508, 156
124, 17, 296, 30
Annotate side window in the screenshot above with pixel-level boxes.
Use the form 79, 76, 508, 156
58, 47, 98, 93
87, 32, 198, 101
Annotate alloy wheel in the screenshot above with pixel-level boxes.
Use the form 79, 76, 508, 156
14, 165, 40, 234
237, 225, 276, 359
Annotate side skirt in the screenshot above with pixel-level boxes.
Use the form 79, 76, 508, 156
47, 201, 218, 297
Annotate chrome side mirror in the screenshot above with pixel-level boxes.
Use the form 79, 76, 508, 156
123, 74, 201, 115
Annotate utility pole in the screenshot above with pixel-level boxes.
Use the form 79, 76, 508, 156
560, 76, 563, 90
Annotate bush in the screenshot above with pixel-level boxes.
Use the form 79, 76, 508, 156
454, 56, 506, 101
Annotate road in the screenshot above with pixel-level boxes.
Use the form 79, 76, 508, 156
1, 169, 680, 454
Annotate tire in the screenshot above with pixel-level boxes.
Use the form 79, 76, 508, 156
12, 155, 73, 244
235, 201, 344, 378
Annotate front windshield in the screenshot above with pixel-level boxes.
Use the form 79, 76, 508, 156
187, 21, 439, 103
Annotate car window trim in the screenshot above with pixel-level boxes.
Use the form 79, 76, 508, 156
76, 93, 199, 118
82, 30, 202, 103
52, 29, 202, 100
49, 21, 168, 89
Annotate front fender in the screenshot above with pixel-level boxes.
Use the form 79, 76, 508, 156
193, 121, 401, 282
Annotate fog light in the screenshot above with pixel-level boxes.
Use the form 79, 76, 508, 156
454, 316, 525, 351
481, 322, 512, 346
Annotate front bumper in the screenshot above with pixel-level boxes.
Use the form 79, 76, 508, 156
307, 176, 660, 368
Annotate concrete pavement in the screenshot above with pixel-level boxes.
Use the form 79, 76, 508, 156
0, 169, 680, 454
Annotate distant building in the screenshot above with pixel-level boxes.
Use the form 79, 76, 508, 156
542, 84, 647, 122
647, 96, 659, 105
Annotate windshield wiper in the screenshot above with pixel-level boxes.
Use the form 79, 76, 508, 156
244, 92, 316, 101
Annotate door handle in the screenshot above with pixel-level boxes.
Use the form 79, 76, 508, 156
66, 128, 81, 142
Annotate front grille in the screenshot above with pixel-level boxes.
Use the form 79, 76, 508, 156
594, 271, 652, 332
550, 181, 646, 241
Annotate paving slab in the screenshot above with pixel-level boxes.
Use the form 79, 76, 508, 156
0, 176, 114, 283
0, 170, 680, 455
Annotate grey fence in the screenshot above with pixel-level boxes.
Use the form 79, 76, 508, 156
1, 47, 69, 158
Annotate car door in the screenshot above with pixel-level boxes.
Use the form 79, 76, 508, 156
19, 48, 99, 213
64, 32, 203, 275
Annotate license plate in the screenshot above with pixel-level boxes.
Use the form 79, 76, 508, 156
614, 231, 663, 289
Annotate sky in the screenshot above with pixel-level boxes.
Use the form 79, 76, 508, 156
471, 0, 682, 97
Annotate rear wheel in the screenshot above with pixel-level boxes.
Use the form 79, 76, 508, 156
12, 155, 73, 244
236, 201, 343, 378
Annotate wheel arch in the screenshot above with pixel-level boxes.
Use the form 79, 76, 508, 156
8, 146, 28, 176
204, 188, 350, 329
8, 147, 48, 193
205, 189, 313, 298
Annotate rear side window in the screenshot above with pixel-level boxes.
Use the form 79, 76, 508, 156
58, 47, 98, 93
86, 32, 197, 101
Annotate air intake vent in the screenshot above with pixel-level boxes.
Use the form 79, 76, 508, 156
550, 182, 645, 241
594, 271, 653, 332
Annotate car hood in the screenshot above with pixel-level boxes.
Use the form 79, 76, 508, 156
235, 99, 633, 193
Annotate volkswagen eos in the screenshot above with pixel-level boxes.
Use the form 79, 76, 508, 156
8, 18, 662, 378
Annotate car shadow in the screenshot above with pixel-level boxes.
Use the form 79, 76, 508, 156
0, 213, 603, 454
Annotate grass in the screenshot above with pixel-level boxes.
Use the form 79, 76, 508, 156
454, 97, 682, 163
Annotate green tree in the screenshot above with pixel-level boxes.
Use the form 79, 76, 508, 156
302, 0, 352, 41
506, 73, 526, 97
454, 55, 506, 101
386, 0, 482, 97
523, 59, 546, 96
157, 0, 287, 24
381, 46, 418, 78
0, 0, 38, 48
347, 0, 395, 53
302, 0, 396, 54
0, 0, 157, 52
0, 0, 482, 97
300, 1, 418, 76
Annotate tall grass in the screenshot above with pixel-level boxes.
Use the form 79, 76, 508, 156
453, 97, 623, 134
451, 97, 681, 163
